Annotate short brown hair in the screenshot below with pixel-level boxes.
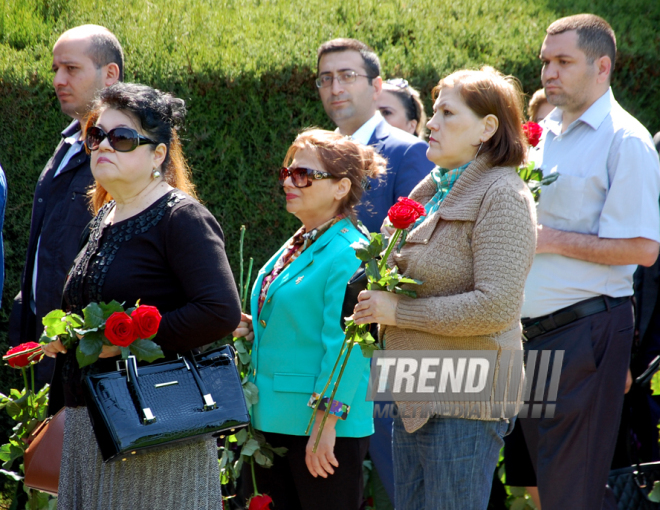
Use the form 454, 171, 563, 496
528, 88, 548, 123
433, 67, 526, 168
283, 129, 387, 219
317, 38, 381, 82
547, 14, 616, 70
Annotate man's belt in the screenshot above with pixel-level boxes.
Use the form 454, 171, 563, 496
522, 295, 630, 342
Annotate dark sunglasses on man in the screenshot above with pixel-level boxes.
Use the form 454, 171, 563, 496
85, 126, 158, 153
278, 167, 334, 188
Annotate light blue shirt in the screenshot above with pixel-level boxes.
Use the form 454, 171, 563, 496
522, 89, 660, 318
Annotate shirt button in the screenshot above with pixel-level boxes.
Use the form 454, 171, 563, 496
253, 369, 256, 376
38, 198, 43, 203
260, 319, 266, 327
267, 298, 271, 304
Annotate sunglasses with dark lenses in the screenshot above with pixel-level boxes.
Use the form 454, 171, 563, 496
85, 126, 158, 153
278, 167, 334, 188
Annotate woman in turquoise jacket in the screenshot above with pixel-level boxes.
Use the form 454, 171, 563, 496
233, 129, 384, 509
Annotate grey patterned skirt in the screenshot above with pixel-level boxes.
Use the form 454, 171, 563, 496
57, 407, 223, 510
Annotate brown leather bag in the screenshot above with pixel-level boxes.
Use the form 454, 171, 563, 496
23, 408, 65, 496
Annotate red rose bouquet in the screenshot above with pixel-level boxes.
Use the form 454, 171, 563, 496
517, 121, 558, 201
306, 199, 425, 451
41, 300, 164, 367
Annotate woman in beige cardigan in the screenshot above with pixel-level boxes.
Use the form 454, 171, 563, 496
353, 67, 537, 510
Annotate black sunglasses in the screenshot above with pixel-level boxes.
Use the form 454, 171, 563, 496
85, 126, 158, 153
279, 166, 334, 188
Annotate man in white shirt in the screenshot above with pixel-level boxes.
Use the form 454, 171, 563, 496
9, 25, 123, 386
520, 14, 660, 509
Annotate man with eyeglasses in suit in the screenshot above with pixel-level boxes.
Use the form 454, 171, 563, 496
315, 38, 434, 508
9, 25, 123, 387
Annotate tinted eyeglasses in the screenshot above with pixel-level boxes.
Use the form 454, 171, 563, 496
279, 167, 334, 188
85, 126, 158, 153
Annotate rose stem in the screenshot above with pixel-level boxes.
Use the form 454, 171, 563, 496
305, 333, 350, 435
250, 457, 259, 497
378, 229, 402, 273
313, 331, 358, 452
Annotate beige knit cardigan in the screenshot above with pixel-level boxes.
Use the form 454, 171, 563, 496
382, 156, 537, 433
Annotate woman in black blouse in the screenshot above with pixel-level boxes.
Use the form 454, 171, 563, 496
43, 82, 241, 510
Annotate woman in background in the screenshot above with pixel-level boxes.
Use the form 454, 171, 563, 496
527, 88, 554, 123
377, 78, 428, 139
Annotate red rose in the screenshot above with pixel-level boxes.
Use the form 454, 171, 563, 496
248, 494, 273, 510
131, 305, 162, 339
4, 342, 42, 368
387, 197, 426, 230
104, 312, 138, 347
522, 121, 543, 147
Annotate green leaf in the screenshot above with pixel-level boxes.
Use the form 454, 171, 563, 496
649, 480, 660, 503
651, 371, 660, 396
358, 331, 376, 345
99, 300, 125, 319
359, 343, 379, 358
398, 277, 422, 285
242, 382, 259, 407
528, 169, 543, 181
241, 438, 260, 457
42, 310, 67, 336
270, 446, 287, 457
365, 259, 380, 282
235, 428, 248, 445
394, 288, 417, 298
64, 313, 84, 329
253, 449, 272, 467
76, 343, 98, 368
83, 303, 104, 329
129, 339, 165, 363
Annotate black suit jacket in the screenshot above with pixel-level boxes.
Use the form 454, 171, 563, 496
10, 121, 95, 364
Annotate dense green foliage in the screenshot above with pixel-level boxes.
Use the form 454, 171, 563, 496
0, 0, 659, 502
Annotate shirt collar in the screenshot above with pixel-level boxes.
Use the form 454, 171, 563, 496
348, 111, 383, 146
544, 88, 614, 136
61, 119, 82, 144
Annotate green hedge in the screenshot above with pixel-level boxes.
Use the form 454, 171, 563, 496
0, 0, 659, 499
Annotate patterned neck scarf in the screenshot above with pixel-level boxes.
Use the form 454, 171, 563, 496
258, 215, 345, 314
413, 161, 471, 228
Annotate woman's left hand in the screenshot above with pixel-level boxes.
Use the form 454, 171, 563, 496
353, 290, 399, 326
98, 345, 122, 358
306, 411, 339, 478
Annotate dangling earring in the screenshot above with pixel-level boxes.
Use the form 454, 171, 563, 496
475, 141, 484, 159
152, 168, 162, 179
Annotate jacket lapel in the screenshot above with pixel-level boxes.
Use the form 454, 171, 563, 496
260, 219, 349, 305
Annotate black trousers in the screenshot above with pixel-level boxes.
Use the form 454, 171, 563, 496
240, 430, 370, 510
520, 297, 633, 510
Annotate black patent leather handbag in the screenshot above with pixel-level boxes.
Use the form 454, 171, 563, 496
83, 345, 249, 463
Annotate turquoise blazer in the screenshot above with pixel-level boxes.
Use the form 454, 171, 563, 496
249, 218, 374, 438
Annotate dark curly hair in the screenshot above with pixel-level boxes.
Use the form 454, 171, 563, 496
84, 82, 196, 212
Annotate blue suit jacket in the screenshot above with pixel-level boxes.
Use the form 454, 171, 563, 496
356, 119, 435, 232
249, 218, 374, 437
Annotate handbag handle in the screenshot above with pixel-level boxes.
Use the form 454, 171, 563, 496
123, 356, 157, 425
180, 354, 217, 411
119, 355, 218, 425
